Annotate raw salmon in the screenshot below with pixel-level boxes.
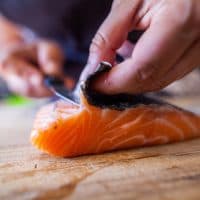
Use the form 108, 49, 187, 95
31, 63, 200, 157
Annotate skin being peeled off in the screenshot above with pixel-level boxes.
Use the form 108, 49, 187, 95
30, 64, 200, 157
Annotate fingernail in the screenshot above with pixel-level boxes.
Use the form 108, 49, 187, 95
95, 61, 112, 73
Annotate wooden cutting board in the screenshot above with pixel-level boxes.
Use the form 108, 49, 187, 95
1, 139, 200, 200
0, 97, 200, 200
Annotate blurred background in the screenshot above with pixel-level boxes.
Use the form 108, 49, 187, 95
0, 0, 199, 147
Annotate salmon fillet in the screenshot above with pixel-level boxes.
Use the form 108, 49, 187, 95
30, 63, 200, 157
31, 94, 200, 157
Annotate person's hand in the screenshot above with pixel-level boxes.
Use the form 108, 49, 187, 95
0, 40, 64, 97
81, 0, 200, 94
0, 16, 66, 97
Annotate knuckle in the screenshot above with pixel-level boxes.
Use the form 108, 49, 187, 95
133, 61, 167, 92
135, 68, 148, 82
90, 31, 108, 53
135, 62, 158, 82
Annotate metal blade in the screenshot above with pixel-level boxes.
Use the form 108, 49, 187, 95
44, 76, 79, 106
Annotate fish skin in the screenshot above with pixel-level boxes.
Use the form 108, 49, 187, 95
81, 62, 182, 111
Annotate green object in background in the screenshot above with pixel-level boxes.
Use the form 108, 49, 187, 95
5, 95, 32, 106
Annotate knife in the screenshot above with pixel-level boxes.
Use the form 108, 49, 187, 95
44, 76, 79, 106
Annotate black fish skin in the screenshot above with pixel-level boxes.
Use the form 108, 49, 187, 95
81, 62, 165, 111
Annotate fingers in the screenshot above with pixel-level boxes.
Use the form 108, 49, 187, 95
80, 0, 142, 81
9, 41, 64, 77
37, 41, 64, 76
93, 8, 198, 94
0, 39, 65, 97
0, 57, 51, 97
117, 40, 135, 59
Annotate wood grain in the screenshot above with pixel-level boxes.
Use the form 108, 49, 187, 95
0, 139, 200, 200
0, 97, 200, 200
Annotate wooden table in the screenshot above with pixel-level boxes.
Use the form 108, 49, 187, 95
0, 97, 200, 200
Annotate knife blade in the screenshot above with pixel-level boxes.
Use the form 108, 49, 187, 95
44, 76, 79, 106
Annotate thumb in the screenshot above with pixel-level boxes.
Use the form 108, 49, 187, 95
80, 0, 142, 81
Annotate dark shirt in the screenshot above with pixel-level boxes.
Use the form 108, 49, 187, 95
0, 0, 113, 77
